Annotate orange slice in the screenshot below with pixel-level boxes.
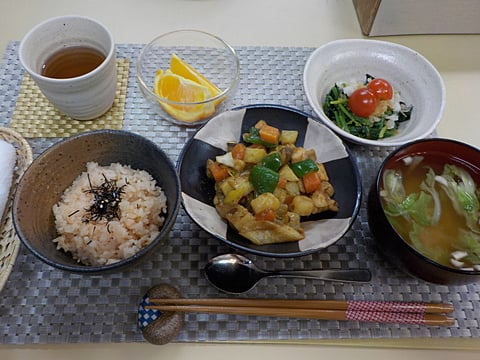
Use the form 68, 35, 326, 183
153, 69, 216, 122
170, 53, 222, 99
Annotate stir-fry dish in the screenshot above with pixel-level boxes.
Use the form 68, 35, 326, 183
323, 74, 413, 140
206, 120, 338, 245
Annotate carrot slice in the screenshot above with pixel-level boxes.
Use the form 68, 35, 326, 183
255, 208, 276, 221
231, 143, 246, 160
277, 177, 288, 189
259, 124, 280, 144
208, 162, 229, 182
302, 171, 322, 193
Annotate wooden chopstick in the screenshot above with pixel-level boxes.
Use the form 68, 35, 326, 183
145, 304, 454, 326
145, 298, 455, 326
148, 298, 454, 314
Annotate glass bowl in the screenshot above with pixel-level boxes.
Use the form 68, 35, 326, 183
137, 29, 240, 126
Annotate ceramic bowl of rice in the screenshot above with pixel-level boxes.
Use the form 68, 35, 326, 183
12, 130, 181, 274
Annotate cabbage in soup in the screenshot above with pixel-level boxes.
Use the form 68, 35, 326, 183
380, 153, 480, 270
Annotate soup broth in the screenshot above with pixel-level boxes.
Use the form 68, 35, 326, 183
381, 152, 480, 270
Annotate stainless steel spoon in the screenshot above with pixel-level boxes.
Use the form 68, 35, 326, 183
204, 253, 372, 294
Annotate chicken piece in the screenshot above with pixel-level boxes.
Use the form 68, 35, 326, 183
317, 163, 329, 181
216, 203, 254, 232
291, 147, 316, 163
322, 181, 335, 197
282, 211, 302, 230
216, 203, 304, 245
278, 144, 295, 164
311, 189, 339, 213
240, 220, 305, 245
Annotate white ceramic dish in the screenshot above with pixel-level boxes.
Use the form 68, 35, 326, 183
303, 39, 446, 147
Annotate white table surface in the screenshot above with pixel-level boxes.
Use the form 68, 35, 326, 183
1, 0, 480, 359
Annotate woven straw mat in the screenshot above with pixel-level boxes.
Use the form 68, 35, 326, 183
10, 58, 129, 138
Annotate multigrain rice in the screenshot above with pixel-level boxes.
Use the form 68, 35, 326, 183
52, 162, 167, 266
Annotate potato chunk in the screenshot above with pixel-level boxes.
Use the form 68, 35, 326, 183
250, 192, 280, 214
280, 130, 298, 145
244, 147, 267, 163
278, 164, 299, 182
290, 195, 314, 216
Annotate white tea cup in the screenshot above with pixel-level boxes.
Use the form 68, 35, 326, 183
19, 15, 117, 120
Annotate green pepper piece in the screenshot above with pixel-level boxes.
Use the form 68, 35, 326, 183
260, 152, 282, 172
249, 165, 279, 194
289, 159, 319, 178
242, 127, 277, 148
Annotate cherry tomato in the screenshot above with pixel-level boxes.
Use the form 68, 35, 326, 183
348, 88, 378, 117
367, 78, 393, 100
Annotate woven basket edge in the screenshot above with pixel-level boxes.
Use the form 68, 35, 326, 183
0, 127, 33, 293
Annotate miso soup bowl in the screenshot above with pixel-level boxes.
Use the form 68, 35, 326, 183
367, 138, 480, 285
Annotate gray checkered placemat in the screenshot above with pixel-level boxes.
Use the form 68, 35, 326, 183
0, 41, 479, 344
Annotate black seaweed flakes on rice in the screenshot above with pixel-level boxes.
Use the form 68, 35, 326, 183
52, 162, 167, 266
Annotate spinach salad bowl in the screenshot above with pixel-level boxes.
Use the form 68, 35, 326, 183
177, 104, 362, 258
303, 39, 445, 147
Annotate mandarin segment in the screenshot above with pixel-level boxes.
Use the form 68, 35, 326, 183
152, 54, 224, 122
170, 53, 221, 97
153, 70, 216, 122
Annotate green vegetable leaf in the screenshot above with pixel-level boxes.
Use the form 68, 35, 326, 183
458, 229, 480, 265
436, 164, 480, 233
380, 169, 406, 206
322, 81, 412, 141
405, 191, 435, 226
419, 167, 442, 224
381, 169, 434, 226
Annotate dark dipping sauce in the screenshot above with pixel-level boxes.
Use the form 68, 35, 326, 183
41, 46, 106, 79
